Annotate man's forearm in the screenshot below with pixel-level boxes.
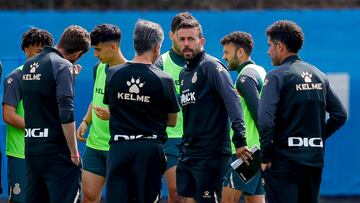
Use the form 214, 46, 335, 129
62, 122, 79, 156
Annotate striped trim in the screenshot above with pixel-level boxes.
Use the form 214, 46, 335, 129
73, 188, 80, 203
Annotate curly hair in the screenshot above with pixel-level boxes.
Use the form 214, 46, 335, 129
220, 31, 253, 55
266, 20, 304, 53
21, 28, 53, 50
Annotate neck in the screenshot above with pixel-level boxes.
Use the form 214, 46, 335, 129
280, 52, 297, 64
108, 49, 127, 67
132, 51, 153, 64
171, 46, 181, 55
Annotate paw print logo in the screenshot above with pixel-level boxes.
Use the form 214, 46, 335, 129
263, 78, 269, 86
239, 76, 246, 83
127, 77, 144, 94
301, 71, 312, 83
7, 78, 13, 84
30, 62, 39, 73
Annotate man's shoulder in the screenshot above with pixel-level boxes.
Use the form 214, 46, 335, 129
149, 64, 173, 81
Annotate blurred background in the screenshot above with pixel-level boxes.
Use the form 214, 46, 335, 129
0, 0, 359, 202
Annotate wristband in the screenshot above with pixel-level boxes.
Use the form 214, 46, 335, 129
71, 152, 80, 158
82, 119, 89, 127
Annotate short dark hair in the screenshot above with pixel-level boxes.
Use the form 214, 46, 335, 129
221, 31, 253, 55
176, 19, 203, 38
90, 24, 121, 46
134, 19, 164, 55
171, 12, 196, 33
21, 28, 54, 51
266, 20, 304, 53
57, 25, 90, 54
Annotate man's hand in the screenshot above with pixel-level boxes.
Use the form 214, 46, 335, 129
76, 120, 88, 142
73, 64, 83, 77
71, 153, 81, 166
236, 146, 253, 165
93, 106, 110, 120
261, 162, 272, 171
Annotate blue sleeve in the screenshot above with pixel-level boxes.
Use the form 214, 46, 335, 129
2, 69, 22, 108
204, 61, 246, 148
324, 80, 347, 139
53, 61, 75, 124
154, 56, 164, 70
258, 70, 283, 163
236, 68, 261, 124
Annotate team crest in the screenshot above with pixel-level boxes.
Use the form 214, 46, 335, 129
191, 72, 198, 84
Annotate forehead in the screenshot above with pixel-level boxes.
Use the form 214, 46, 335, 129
223, 43, 236, 51
177, 28, 199, 37
27, 44, 43, 50
93, 41, 112, 48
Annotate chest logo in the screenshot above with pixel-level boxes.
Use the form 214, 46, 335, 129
127, 77, 144, 94
191, 72, 198, 84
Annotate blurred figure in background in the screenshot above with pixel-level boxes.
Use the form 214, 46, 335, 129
2, 28, 53, 203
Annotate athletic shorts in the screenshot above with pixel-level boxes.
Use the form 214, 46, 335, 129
25, 152, 82, 203
176, 154, 231, 203
106, 140, 166, 203
163, 138, 181, 170
223, 155, 264, 195
262, 161, 322, 203
83, 146, 108, 177
7, 156, 26, 202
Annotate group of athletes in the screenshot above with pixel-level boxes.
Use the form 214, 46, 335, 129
2, 11, 347, 203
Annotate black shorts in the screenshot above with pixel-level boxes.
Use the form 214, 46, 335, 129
176, 154, 231, 203
106, 140, 166, 203
25, 152, 81, 203
262, 162, 322, 203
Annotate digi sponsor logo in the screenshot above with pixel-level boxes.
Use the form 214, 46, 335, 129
180, 89, 196, 106
296, 71, 323, 91
23, 62, 41, 81
117, 76, 150, 103
114, 134, 157, 141
288, 137, 323, 148
25, 128, 49, 138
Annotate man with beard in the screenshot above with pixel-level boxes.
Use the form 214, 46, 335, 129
154, 12, 196, 203
259, 20, 347, 203
21, 25, 90, 203
176, 19, 247, 203
220, 31, 266, 203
